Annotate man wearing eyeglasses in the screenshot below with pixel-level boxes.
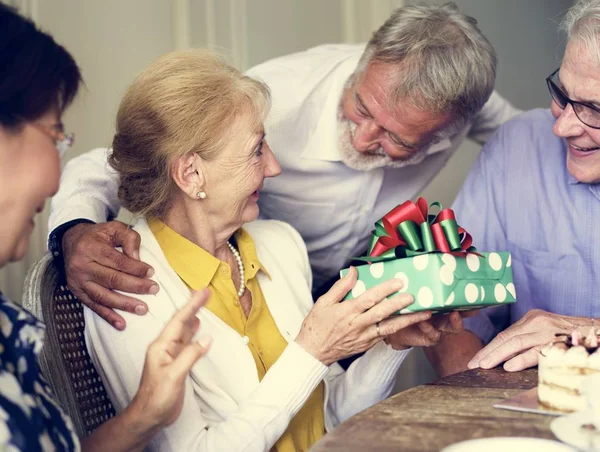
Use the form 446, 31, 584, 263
426, 0, 600, 378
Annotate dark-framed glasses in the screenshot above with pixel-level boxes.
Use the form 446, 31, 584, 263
546, 68, 600, 129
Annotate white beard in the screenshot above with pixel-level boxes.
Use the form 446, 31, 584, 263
337, 118, 429, 171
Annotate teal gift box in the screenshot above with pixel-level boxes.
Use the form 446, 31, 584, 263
340, 251, 515, 314
340, 197, 516, 313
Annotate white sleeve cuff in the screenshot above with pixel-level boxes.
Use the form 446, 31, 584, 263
324, 341, 412, 428
353, 341, 411, 388
48, 198, 108, 234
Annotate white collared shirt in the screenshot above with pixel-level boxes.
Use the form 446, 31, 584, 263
49, 44, 520, 291
248, 44, 520, 289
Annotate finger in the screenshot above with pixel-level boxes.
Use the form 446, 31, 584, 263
159, 289, 210, 344
375, 310, 432, 338
83, 280, 149, 315
171, 336, 212, 376
386, 326, 438, 348
113, 223, 143, 261
88, 260, 158, 295
358, 291, 414, 327
161, 317, 201, 358
504, 346, 542, 372
468, 325, 522, 367
95, 245, 156, 281
418, 320, 442, 342
448, 311, 464, 333
418, 320, 435, 334
476, 332, 544, 370
172, 289, 210, 324
318, 267, 358, 305
353, 278, 405, 314
418, 320, 439, 338
75, 288, 126, 330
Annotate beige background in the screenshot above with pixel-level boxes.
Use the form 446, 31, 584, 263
2, 0, 571, 390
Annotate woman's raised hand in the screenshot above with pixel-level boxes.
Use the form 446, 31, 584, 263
295, 267, 431, 366
129, 289, 212, 430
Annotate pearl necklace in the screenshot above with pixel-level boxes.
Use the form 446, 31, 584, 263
227, 241, 245, 297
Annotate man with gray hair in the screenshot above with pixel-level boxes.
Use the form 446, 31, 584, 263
48, 3, 519, 331
426, 0, 600, 377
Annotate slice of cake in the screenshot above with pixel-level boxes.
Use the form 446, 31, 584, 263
538, 329, 600, 412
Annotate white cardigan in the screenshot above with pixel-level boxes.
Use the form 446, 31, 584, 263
84, 218, 410, 452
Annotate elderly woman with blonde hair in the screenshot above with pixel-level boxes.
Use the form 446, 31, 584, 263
83, 49, 449, 452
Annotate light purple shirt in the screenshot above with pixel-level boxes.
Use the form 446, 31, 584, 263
455, 109, 600, 344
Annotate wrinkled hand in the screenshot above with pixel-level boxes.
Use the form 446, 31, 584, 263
129, 289, 212, 429
295, 267, 432, 366
62, 221, 158, 330
384, 311, 469, 350
467, 309, 579, 372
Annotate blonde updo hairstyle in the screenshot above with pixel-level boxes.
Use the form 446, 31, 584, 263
109, 50, 271, 219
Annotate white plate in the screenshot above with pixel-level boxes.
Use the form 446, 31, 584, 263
551, 410, 600, 452
441, 437, 576, 452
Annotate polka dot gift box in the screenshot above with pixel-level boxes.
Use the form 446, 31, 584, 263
340, 198, 515, 314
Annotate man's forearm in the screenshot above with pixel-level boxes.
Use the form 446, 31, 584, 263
425, 330, 484, 378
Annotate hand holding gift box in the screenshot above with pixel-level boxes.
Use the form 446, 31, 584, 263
340, 197, 516, 314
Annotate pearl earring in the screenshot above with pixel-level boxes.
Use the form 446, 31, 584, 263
196, 190, 207, 199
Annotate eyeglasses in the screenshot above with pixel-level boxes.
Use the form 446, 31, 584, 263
546, 68, 600, 129
29, 121, 75, 158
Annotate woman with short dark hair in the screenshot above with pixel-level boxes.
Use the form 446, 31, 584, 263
0, 5, 211, 451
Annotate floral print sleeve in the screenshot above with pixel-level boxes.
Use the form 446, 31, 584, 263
0, 292, 80, 451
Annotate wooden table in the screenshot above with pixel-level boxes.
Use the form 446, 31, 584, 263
312, 368, 555, 452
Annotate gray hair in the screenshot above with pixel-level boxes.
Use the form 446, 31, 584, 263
355, 2, 497, 134
561, 0, 600, 64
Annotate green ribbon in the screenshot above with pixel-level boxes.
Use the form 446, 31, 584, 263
356, 197, 476, 263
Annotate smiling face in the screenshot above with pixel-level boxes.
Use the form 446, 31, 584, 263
551, 39, 600, 184
201, 109, 281, 229
339, 62, 452, 170
0, 107, 62, 265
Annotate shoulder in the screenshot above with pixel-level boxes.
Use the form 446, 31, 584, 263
500, 108, 555, 135
248, 45, 363, 133
469, 109, 567, 209
245, 44, 363, 110
93, 218, 186, 321
246, 44, 363, 80
482, 109, 559, 162
131, 217, 170, 269
480, 91, 520, 113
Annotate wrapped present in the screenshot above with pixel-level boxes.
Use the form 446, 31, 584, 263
340, 197, 516, 314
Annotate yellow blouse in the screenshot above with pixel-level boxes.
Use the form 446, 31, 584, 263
149, 219, 325, 452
